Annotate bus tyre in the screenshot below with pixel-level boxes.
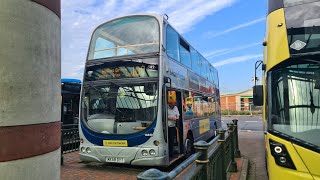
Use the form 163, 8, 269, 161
185, 135, 194, 157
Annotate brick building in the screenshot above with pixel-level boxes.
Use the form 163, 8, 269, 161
220, 89, 253, 111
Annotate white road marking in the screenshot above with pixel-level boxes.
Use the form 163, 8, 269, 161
245, 121, 258, 123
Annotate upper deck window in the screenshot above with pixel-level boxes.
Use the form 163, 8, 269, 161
284, 1, 320, 54
88, 16, 160, 60
166, 25, 180, 61
179, 38, 191, 68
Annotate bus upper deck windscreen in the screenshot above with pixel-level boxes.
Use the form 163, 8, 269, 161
88, 16, 160, 60
284, 1, 320, 55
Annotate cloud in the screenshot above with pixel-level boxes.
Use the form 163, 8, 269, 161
166, 0, 236, 33
212, 54, 263, 67
203, 49, 229, 58
205, 42, 261, 59
61, 0, 237, 79
205, 17, 265, 38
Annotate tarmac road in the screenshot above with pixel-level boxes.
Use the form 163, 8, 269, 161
222, 116, 268, 180
221, 116, 264, 132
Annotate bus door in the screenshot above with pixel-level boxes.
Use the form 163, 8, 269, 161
166, 89, 183, 158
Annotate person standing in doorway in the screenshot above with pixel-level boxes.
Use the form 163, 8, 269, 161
167, 91, 180, 158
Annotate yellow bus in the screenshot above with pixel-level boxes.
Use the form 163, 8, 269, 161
253, 0, 320, 179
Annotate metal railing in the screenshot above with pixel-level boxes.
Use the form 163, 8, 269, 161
61, 124, 80, 165
137, 119, 241, 180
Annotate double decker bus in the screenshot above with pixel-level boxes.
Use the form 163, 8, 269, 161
253, 0, 320, 179
79, 14, 221, 166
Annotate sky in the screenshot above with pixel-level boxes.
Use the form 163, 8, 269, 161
61, 0, 267, 93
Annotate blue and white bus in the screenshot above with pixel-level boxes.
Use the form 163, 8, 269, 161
79, 14, 221, 166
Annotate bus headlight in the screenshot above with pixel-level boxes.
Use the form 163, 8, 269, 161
86, 147, 92, 153
269, 139, 296, 170
274, 146, 282, 154
149, 149, 156, 156
279, 156, 287, 164
81, 147, 86, 153
141, 150, 148, 156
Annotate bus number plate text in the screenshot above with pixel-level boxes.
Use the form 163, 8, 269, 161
103, 140, 128, 147
106, 157, 125, 163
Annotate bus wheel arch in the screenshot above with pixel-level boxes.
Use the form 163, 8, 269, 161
185, 131, 195, 157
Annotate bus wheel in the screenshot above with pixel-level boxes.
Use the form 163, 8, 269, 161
185, 134, 194, 157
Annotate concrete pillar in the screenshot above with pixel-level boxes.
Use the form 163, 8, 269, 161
0, 0, 61, 179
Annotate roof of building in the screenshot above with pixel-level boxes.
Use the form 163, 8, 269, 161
221, 89, 252, 97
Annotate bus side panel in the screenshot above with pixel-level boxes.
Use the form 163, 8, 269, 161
293, 144, 320, 177
190, 116, 216, 142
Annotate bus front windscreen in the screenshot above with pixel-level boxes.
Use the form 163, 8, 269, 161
268, 59, 320, 149
88, 16, 159, 60
81, 81, 158, 135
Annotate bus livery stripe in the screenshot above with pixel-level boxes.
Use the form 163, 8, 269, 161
0, 121, 61, 162
81, 120, 156, 147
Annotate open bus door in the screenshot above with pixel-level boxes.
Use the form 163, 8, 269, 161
166, 89, 184, 160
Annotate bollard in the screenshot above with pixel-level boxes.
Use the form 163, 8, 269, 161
232, 119, 241, 158
194, 140, 210, 180
217, 128, 227, 180
137, 168, 168, 180
194, 140, 209, 164
227, 123, 237, 172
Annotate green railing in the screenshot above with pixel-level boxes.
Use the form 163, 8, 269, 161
137, 119, 241, 180
61, 124, 80, 165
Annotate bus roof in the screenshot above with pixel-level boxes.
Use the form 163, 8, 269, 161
61, 78, 81, 83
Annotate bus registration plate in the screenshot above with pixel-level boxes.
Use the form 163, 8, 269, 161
106, 157, 125, 163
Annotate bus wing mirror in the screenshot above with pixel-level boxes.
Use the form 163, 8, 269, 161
164, 76, 171, 87
253, 85, 263, 106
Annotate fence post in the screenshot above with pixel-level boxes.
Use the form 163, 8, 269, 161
217, 128, 226, 180
227, 123, 237, 172
232, 119, 241, 158
137, 168, 168, 180
194, 140, 209, 179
